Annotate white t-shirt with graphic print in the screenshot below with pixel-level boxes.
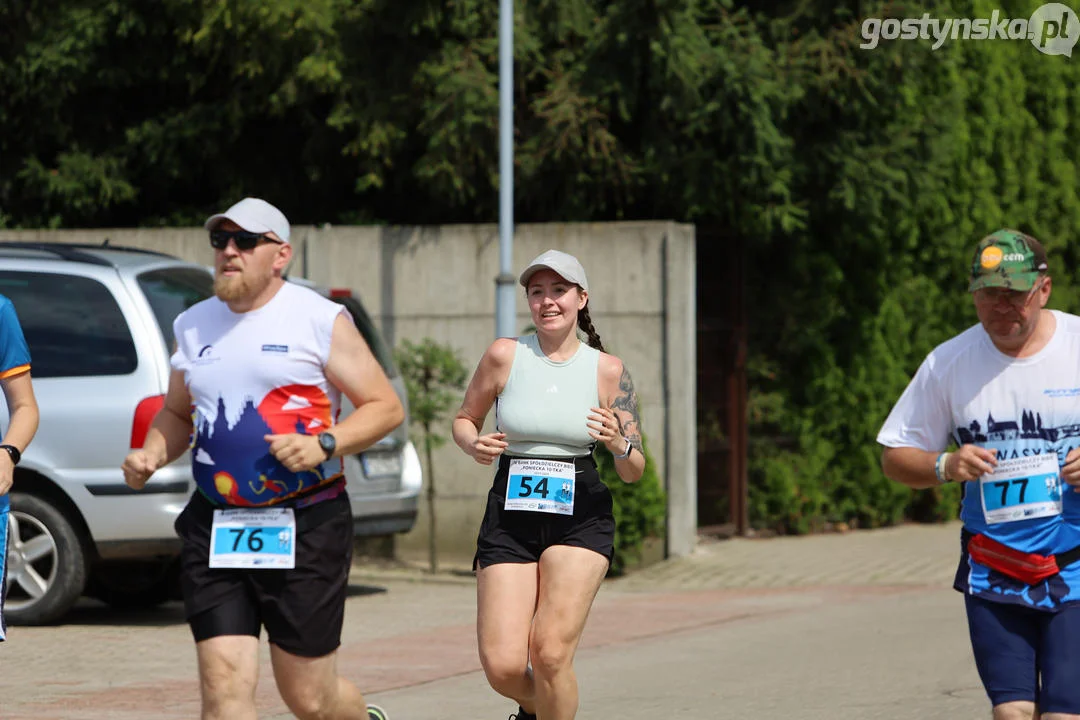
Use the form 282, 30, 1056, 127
878, 310, 1080, 609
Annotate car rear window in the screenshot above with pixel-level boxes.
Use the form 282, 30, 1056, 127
137, 267, 214, 350
0, 271, 138, 378
332, 296, 399, 378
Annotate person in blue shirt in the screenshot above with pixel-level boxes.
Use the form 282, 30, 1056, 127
0, 294, 41, 641
878, 229, 1080, 720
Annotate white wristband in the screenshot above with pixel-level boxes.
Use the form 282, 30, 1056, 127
935, 452, 952, 484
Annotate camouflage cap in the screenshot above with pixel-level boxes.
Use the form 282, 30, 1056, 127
968, 229, 1048, 292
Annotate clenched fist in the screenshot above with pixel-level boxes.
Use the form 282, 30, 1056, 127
265, 433, 326, 473
122, 449, 160, 490
944, 445, 998, 483
470, 432, 508, 466
1061, 447, 1080, 492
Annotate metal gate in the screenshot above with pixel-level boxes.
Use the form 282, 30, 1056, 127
695, 227, 748, 536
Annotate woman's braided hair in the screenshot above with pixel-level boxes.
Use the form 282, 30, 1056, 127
577, 302, 605, 353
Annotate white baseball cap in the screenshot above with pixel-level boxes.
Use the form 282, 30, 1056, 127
519, 249, 589, 292
203, 197, 291, 244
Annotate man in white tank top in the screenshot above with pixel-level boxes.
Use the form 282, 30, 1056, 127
453, 249, 646, 720
121, 197, 401, 720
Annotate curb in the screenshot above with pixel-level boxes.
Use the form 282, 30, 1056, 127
349, 565, 477, 587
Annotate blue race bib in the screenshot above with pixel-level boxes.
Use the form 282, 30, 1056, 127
504, 458, 576, 515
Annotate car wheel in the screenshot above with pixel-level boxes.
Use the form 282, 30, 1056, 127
85, 558, 178, 610
5, 492, 89, 625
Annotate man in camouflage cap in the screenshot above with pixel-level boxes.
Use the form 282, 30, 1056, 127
966, 229, 1052, 350
878, 229, 1080, 718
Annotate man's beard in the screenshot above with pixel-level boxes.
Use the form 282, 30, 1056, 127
214, 272, 256, 302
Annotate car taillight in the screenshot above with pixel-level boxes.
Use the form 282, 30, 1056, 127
329, 288, 352, 298
131, 395, 165, 449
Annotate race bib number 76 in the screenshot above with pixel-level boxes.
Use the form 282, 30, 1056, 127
209, 507, 297, 569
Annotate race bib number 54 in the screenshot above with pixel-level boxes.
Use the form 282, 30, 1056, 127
210, 507, 296, 569
980, 453, 1062, 525
505, 459, 576, 515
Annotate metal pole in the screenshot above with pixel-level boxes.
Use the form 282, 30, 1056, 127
495, 0, 516, 339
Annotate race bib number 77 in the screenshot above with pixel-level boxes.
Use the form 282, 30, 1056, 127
980, 453, 1062, 525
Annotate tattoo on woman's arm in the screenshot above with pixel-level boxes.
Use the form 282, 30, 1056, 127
612, 366, 642, 453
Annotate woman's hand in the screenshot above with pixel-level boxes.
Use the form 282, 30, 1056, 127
587, 407, 626, 455
470, 432, 508, 465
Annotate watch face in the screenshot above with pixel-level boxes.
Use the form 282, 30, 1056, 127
319, 433, 335, 453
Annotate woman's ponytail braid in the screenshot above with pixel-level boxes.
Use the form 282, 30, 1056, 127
577, 303, 605, 353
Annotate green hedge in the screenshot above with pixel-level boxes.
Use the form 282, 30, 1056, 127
741, 0, 1080, 533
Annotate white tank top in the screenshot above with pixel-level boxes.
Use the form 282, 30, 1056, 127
495, 334, 601, 458
171, 282, 346, 506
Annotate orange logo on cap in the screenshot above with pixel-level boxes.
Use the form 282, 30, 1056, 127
980, 246, 1004, 269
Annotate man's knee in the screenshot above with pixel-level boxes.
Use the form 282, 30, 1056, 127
278, 682, 335, 720
272, 646, 351, 720
200, 675, 255, 715
197, 640, 259, 716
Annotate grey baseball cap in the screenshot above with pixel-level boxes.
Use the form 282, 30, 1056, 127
204, 197, 291, 244
519, 249, 589, 292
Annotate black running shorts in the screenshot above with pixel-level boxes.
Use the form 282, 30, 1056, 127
173, 489, 353, 658
473, 453, 615, 570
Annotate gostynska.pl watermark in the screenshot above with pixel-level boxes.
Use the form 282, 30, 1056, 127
860, 3, 1080, 56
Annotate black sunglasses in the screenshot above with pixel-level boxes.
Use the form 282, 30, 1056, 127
209, 229, 282, 251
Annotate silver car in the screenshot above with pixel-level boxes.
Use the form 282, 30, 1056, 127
0, 242, 419, 625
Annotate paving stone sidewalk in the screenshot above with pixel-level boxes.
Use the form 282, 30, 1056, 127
354, 520, 965, 592
0, 520, 973, 720
610, 520, 964, 591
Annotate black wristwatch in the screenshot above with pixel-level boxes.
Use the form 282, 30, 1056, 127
0, 444, 21, 465
317, 432, 337, 460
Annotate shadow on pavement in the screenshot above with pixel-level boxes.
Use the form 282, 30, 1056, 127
13, 583, 390, 629
347, 583, 389, 598
53, 598, 189, 627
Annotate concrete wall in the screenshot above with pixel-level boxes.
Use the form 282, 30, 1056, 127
3, 222, 697, 562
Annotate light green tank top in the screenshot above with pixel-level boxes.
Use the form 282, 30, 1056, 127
495, 334, 601, 457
